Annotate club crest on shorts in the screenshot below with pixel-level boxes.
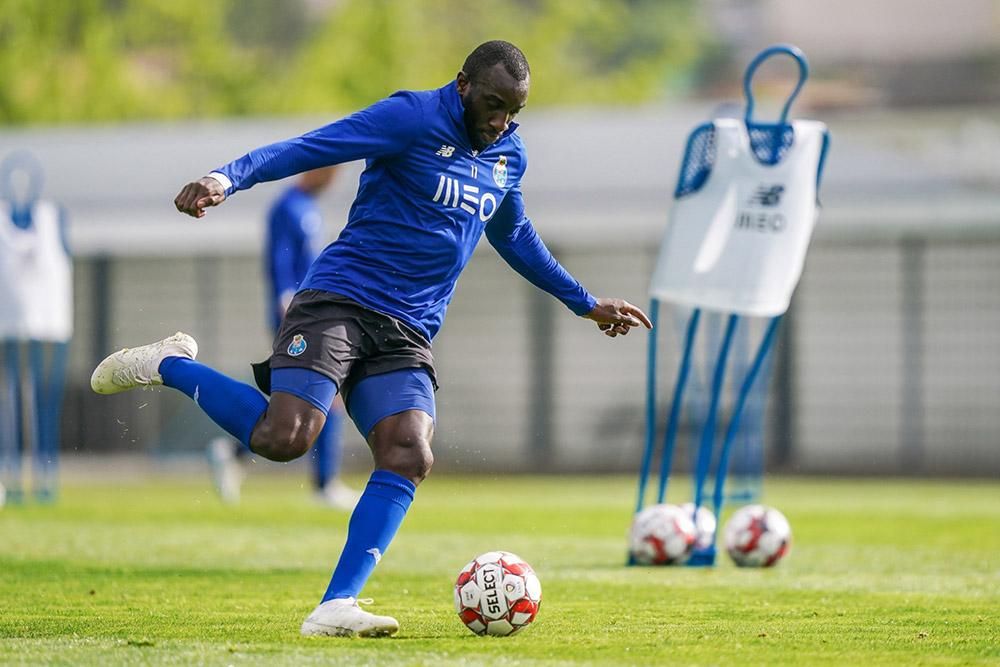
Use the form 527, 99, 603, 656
287, 334, 307, 357
492, 155, 508, 188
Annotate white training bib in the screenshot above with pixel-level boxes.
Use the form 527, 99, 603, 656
0, 200, 73, 341
650, 119, 826, 316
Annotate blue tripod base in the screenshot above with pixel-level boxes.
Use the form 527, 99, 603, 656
686, 545, 717, 567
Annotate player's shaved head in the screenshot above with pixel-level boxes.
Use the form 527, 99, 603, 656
463, 41, 530, 84
457, 41, 530, 151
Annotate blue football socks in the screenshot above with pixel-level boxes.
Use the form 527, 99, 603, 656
322, 469, 416, 601
159, 357, 267, 448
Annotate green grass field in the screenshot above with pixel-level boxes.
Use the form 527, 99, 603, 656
2, 475, 999, 666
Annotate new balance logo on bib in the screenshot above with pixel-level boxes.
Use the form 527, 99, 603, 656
650, 118, 827, 317
748, 184, 784, 207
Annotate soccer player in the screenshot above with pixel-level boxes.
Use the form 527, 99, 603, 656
92, 40, 651, 637
208, 166, 359, 510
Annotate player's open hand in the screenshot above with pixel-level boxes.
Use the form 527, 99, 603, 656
584, 298, 653, 338
174, 176, 226, 218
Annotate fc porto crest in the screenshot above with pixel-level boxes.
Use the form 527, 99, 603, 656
287, 334, 307, 357
492, 155, 508, 188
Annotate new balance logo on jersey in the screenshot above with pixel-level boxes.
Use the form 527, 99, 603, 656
435, 145, 456, 157
748, 184, 784, 207
432, 174, 498, 222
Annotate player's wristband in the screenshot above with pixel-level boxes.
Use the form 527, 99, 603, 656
206, 172, 233, 195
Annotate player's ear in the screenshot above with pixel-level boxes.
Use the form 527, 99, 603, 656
456, 71, 470, 95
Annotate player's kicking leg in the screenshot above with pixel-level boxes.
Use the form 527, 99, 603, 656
91, 331, 320, 463
89, 331, 249, 508
91, 332, 279, 456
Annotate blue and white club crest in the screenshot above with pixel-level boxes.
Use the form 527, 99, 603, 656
492, 155, 508, 188
287, 334, 307, 357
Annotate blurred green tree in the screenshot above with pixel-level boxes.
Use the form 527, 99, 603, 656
0, 0, 258, 122
0, 0, 707, 125
280, 0, 707, 111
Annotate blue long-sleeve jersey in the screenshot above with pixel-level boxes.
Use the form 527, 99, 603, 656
210, 81, 596, 340
265, 185, 322, 332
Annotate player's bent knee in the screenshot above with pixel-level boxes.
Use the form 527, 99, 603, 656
369, 410, 435, 484
380, 440, 433, 484
257, 432, 311, 462
249, 418, 317, 462
407, 444, 434, 483
250, 393, 325, 462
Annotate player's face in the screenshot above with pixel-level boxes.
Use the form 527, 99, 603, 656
457, 64, 529, 151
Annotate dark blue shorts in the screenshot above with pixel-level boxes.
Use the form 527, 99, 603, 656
254, 290, 438, 437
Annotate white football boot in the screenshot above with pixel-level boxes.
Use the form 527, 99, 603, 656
90, 332, 198, 395
300, 598, 399, 637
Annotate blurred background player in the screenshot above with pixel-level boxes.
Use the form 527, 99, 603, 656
0, 152, 71, 504
208, 166, 359, 510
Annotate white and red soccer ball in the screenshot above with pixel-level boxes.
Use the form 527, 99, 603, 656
629, 503, 697, 565
723, 504, 792, 567
454, 551, 541, 636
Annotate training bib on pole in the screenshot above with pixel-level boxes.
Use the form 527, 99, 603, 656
0, 200, 73, 342
649, 118, 825, 316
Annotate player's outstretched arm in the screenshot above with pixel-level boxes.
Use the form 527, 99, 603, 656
174, 176, 226, 218
179, 93, 424, 213
584, 298, 653, 338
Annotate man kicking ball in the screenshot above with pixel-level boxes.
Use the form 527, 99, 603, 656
92, 40, 651, 638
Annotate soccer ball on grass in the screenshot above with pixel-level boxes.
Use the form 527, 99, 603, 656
723, 504, 791, 567
454, 551, 541, 636
629, 503, 697, 565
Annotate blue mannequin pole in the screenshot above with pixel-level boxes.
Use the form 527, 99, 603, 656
655, 308, 702, 505
634, 298, 660, 515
